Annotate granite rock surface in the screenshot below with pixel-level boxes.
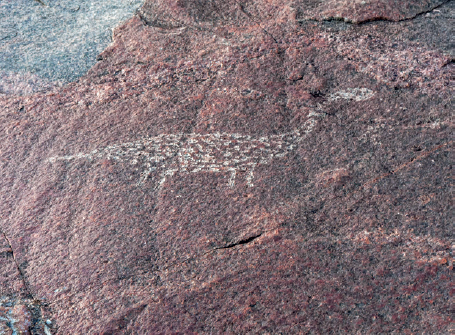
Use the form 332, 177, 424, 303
0, 0, 143, 95
0, 0, 453, 333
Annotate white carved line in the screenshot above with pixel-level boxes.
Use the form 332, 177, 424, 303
328, 88, 375, 102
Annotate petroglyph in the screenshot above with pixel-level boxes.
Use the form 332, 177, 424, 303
47, 89, 374, 189
328, 88, 375, 102
48, 116, 321, 189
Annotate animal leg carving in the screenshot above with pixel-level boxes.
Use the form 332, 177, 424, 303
246, 164, 256, 187
228, 168, 236, 188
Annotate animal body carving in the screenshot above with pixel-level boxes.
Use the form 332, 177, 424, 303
48, 119, 318, 188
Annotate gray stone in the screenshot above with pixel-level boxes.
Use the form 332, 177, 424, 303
0, 0, 143, 95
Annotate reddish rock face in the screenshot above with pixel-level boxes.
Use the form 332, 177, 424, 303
138, 0, 449, 25
0, 0, 453, 333
299, 0, 448, 23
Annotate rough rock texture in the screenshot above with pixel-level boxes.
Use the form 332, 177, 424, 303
0, 0, 453, 333
299, 0, 450, 23
0, 234, 47, 334
0, 0, 143, 95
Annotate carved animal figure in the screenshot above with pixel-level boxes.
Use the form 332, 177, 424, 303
47, 118, 319, 188
47, 88, 374, 188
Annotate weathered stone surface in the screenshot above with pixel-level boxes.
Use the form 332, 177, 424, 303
138, 0, 452, 27
299, 0, 449, 23
0, 0, 143, 95
0, 0, 453, 333
0, 234, 48, 334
